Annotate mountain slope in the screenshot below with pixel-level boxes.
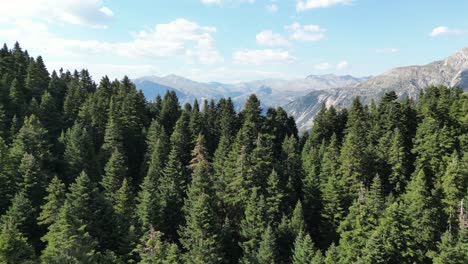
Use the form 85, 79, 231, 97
285, 47, 468, 131
134, 74, 366, 109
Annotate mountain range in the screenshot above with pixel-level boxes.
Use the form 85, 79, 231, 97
134, 47, 468, 131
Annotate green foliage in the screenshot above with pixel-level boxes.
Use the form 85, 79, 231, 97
0, 44, 467, 263
0, 220, 36, 264
292, 231, 315, 264
37, 176, 66, 226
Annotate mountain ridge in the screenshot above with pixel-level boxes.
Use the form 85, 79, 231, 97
285, 47, 468, 131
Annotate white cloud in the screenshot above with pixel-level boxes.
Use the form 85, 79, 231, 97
286, 22, 326, 42
336, 60, 349, 70
0, 0, 114, 29
314, 60, 349, 71
256, 30, 290, 47
233, 49, 294, 65
429, 26, 465, 37
266, 4, 278, 13
375, 48, 400, 54
296, 0, 353, 11
0, 18, 223, 64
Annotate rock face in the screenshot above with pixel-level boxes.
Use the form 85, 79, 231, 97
134, 74, 366, 110
285, 47, 468, 131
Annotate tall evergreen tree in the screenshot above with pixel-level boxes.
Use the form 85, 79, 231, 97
179, 135, 222, 264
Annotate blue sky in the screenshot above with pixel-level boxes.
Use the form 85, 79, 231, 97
1, 0, 468, 82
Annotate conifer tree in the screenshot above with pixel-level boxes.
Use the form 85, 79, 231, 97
441, 152, 467, 230
0, 220, 36, 264
160, 91, 181, 136
324, 243, 340, 264
240, 188, 268, 263
61, 122, 99, 183
179, 135, 222, 264
387, 128, 409, 194
136, 130, 169, 228
37, 176, 66, 226
101, 148, 128, 205
137, 227, 181, 264
38, 91, 62, 140
41, 201, 98, 263
113, 178, 136, 258
0, 136, 15, 213
401, 169, 439, 262
292, 231, 315, 264
10, 115, 51, 167
265, 169, 284, 225
256, 225, 277, 264
281, 135, 303, 207
158, 146, 187, 241
1, 191, 36, 245
18, 153, 47, 208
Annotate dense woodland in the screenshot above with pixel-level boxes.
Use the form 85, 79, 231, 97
0, 42, 467, 263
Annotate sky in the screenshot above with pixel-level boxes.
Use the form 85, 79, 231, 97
1, 0, 468, 83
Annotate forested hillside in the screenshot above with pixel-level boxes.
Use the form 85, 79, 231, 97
0, 43, 467, 263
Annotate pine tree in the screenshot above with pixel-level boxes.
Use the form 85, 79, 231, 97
0, 136, 15, 213
64, 171, 117, 252
38, 91, 62, 140
41, 201, 98, 263
441, 152, 466, 230
18, 153, 47, 208
292, 231, 315, 264
159, 147, 186, 241
136, 227, 181, 264
137, 121, 170, 228
10, 115, 51, 167
101, 148, 128, 205
320, 169, 345, 247
61, 122, 99, 183
387, 128, 409, 195
324, 243, 340, 264
240, 188, 268, 263
179, 135, 222, 264
339, 98, 372, 202
401, 169, 439, 262
337, 177, 384, 263
265, 169, 284, 225
160, 91, 181, 136
432, 231, 467, 264
100, 97, 124, 156
0, 220, 36, 264
113, 178, 136, 258
256, 225, 277, 264
37, 176, 66, 226
281, 135, 303, 207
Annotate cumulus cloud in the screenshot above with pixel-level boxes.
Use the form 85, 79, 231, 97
296, 0, 353, 11
0, 18, 224, 64
0, 0, 114, 29
256, 30, 290, 47
233, 49, 294, 65
286, 22, 326, 42
429, 26, 465, 37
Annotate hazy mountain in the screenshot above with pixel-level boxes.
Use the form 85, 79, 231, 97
134, 74, 367, 109
285, 47, 468, 131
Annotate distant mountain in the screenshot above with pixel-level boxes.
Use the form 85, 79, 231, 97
285, 47, 468, 131
134, 74, 367, 110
